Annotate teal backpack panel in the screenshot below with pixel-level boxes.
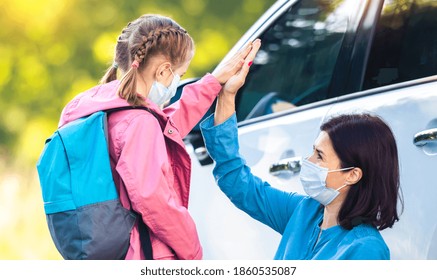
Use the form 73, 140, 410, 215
36, 107, 154, 260
38, 111, 118, 214
59, 111, 118, 210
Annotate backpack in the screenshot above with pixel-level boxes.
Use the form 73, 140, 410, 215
36, 106, 155, 260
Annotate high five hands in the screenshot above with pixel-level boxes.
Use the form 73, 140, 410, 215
213, 39, 261, 126
222, 39, 261, 95
212, 39, 262, 87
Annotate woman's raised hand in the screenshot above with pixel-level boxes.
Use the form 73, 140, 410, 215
212, 40, 256, 85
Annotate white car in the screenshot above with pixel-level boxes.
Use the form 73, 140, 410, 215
171, 0, 437, 259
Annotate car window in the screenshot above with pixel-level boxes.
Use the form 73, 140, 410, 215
363, 0, 437, 89
235, 0, 359, 121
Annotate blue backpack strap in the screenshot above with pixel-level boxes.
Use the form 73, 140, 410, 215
105, 105, 155, 260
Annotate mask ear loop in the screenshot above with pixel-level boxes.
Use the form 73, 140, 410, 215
335, 184, 349, 192
328, 166, 355, 173
332, 167, 356, 191
168, 68, 177, 79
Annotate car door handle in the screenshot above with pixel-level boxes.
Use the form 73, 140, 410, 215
413, 128, 437, 147
269, 156, 302, 176
194, 146, 209, 161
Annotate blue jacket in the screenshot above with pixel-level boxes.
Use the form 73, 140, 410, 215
200, 113, 390, 260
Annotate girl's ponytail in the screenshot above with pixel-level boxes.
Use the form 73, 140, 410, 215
99, 63, 118, 84
117, 60, 144, 106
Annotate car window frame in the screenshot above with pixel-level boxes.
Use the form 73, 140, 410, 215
329, 0, 384, 96
234, 0, 374, 121
229, 0, 377, 122
174, 0, 384, 130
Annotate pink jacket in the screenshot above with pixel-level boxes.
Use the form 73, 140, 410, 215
58, 74, 222, 260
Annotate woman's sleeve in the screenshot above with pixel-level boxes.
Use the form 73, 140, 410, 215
200, 113, 303, 234
163, 74, 222, 138
115, 114, 202, 260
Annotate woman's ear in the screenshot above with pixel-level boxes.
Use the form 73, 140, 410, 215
346, 167, 363, 185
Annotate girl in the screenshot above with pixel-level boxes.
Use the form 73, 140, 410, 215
58, 14, 260, 260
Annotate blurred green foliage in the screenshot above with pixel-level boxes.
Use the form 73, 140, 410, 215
0, 0, 275, 259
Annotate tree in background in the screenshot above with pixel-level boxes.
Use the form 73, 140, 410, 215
0, 0, 275, 259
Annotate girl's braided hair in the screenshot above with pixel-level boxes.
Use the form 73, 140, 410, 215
100, 14, 194, 106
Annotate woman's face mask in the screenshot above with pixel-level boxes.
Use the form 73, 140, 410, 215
299, 158, 354, 206
148, 69, 180, 107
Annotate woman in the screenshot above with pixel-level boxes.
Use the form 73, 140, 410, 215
58, 14, 260, 260
200, 76, 403, 259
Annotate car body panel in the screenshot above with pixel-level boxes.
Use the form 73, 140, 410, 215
189, 76, 437, 259
182, 0, 437, 259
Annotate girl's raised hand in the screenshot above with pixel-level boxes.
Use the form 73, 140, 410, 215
211, 40, 255, 85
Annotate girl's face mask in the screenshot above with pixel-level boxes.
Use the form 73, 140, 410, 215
148, 69, 180, 107
299, 158, 354, 206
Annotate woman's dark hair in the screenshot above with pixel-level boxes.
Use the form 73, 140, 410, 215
100, 14, 194, 106
320, 113, 403, 230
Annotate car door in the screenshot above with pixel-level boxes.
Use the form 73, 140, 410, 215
185, 0, 437, 260
186, 0, 372, 259
327, 0, 437, 259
